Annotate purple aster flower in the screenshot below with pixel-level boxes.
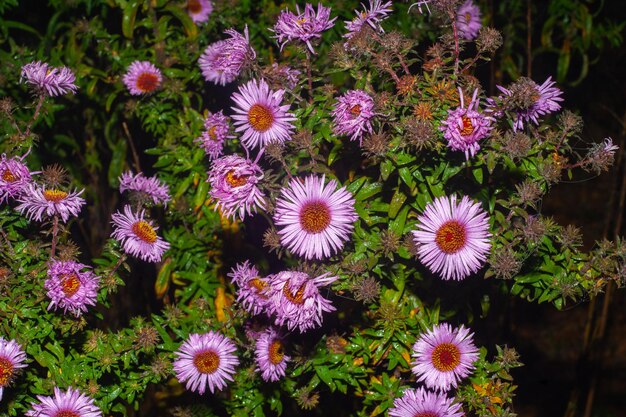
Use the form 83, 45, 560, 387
0, 153, 34, 204
332, 89, 376, 145
411, 323, 479, 392
227, 261, 270, 315
173, 331, 239, 394
412, 195, 491, 281
255, 327, 290, 382
25, 387, 102, 417
20, 61, 77, 97
45, 260, 100, 317
122, 61, 162, 95
272, 3, 337, 54
187, 0, 213, 23
495, 76, 564, 132
265, 270, 337, 333
207, 155, 266, 220
408, 1, 433, 14
274, 174, 357, 260
110, 205, 170, 263
388, 387, 464, 417
118, 171, 170, 206
0, 337, 27, 402
456, 0, 481, 40
15, 184, 85, 223
231, 78, 296, 152
198, 26, 256, 86
344, 0, 393, 41
440, 88, 493, 159
195, 111, 233, 160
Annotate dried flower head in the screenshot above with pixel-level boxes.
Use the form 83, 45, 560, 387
476, 27, 503, 53
294, 386, 320, 410
583, 138, 620, 174
489, 247, 521, 280
134, 325, 160, 351
396, 75, 417, 96
326, 334, 348, 354
380, 228, 400, 256
362, 132, 390, 157
558, 110, 583, 136
263, 228, 282, 254
272, 3, 337, 54
521, 216, 546, 244
560, 225, 583, 249
405, 120, 437, 151
501, 131, 532, 159
352, 275, 380, 303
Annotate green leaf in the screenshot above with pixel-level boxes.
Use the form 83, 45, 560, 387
122, 1, 140, 39
164, 4, 198, 39
388, 189, 407, 218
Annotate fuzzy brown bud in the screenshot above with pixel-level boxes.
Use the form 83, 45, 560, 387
476, 27, 503, 53
352, 275, 380, 304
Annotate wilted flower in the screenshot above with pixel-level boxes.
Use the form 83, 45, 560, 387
198, 26, 255, 86
25, 387, 102, 417
332, 89, 376, 145
266, 63, 301, 90
110, 205, 170, 263
274, 175, 358, 260
495, 76, 563, 131
20, 61, 77, 97
173, 332, 239, 394
16, 184, 85, 223
272, 3, 337, 54
0, 337, 27, 402
388, 387, 463, 417
231, 78, 296, 152
0, 153, 34, 204
119, 171, 170, 206
207, 155, 266, 220
266, 270, 337, 333
45, 260, 100, 317
186, 0, 213, 23
456, 0, 481, 40
343, 0, 393, 41
411, 323, 479, 392
227, 261, 270, 315
255, 327, 290, 382
195, 111, 233, 160
584, 137, 620, 174
440, 89, 493, 159
122, 61, 162, 95
412, 195, 491, 281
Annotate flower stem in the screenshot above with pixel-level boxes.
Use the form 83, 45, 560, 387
50, 215, 59, 258
305, 50, 314, 103
24, 93, 45, 138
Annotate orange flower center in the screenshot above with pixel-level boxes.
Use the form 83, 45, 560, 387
208, 125, 218, 141
131, 221, 157, 244
0, 357, 14, 387
431, 342, 461, 372
247, 104, 274, 132
43, 189, 68, 203
282, 281, 306, 304
435, 220, 466, 254
136, 72, 160, 93
61, 273, 81, 297
296, 18, 307, 25
299, 201, 331, 234
465, 12, 472, 23
225, 170, 249, 188
187, 0, 202, 13
349, 104, 362, 117
56, 411, 79, 417
460, 116, 474, 136
414, 413, 438, 417
1, 169, 16, 183
193, 350, 220, 374
248, 277, 268, 298
269, 339, 285, 365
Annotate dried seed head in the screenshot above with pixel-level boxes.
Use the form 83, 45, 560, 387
362, 132, 390, 158
170, 406, 193, 417
352, 275, 380, 304
326, 335, 348, 354
0, 97, 13, 115
263, 228, 282, 254
380, 31, 413, 52
264, 142, 284, 164
515, 180, 543, 208
344, 258, 367, 275
413, 102, 434, 121
295, 387, 320, 410
558, 110, 583, 136
134, 325, 160, 351
57, 240, 81, 261
560, 225, 583, 249
396, 75, 417, 96
164, 303, 184, 326
380, 228, 400, 256
476, 27, 503, 53
540, 160, 562, 184
505, 77, 541, 111
502, 131, 532, 159
374, 91, 394, 113
403, 232, 420, 257
150, 354, 172, 379
404, 119, 437, 151
521, 216, 546, 244
41, 164, 70, 188
489, 247, 521, 280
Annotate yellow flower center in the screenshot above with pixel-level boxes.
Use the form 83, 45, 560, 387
296, 18, 307, 25
208, 125, 218, 141
136, 72, 160, 93
0, 357, 14, 387
193, 350, 220, 374
1, 169, 16, 183
465, 12, 472, 23
269, 339, 285, 365
43, 189, 68, 203
225, 170, 249, 188
299, 201, 331, 234
131, 221, 157, 244
435, 220, 466, 254
187, 0, 202, 13
282, 281, 306, 305
349, 104, 362, 117
414, 413, 438, 417
431, 342, 461, 372
460, 116, 475, 136
247, 104, 274, 132
248, 277, 268, 298
61, 273, 81, 297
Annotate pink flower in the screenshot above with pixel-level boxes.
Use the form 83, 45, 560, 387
187, 0, 213, 23
273, 175, 357, 260
332, 89, 376, 144
122, 61, 162, 95
456, 0, 482, 40
389, 387, 464, 417
0, 337, 27, 402
45, 260, 100, 317
272, 3, 337, 54
20, 61, 77, 97
119, 171, 170, 206
344, 0, 393, 41
110, 205, 170, 263
254, 327, 290, 382
195, 111, 234, 160
227, 261, 270, 315
26, 387, 101, 417
16, 184, 85, 223
0, 153, 35, 204
199, 27, 255, 86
